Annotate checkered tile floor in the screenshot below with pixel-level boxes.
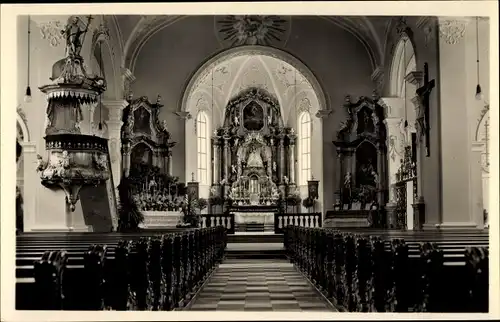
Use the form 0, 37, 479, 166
189, 259, 336, 311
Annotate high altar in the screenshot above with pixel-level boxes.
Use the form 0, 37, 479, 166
210, 88, 298, 230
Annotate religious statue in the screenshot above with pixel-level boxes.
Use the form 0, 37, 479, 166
342, 172, 352, 208
94, 154, 108, 171
231, 164, 237, 174
371, 170, 379, 185
399, 118, 409, 146
36, 154, 47, 172
234, 115, 240, 126
267, 114, 272, 125
159, 119, 168, 132
283, 176, 289, 185
290, 128, 295, 134
62, 16, 91, 57
247, 146, 264, 168
272, 161, 277, 172
56, 151, 71, 177
234, 137, 239, 147
127, 113, 135, 134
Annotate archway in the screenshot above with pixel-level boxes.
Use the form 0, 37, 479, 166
475, 107, 490, 226
387, 34, 418, 200
181, 46, 328, 213
16, 109, 31, 233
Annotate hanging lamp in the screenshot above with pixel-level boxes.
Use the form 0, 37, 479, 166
24, 16, 32, 103
475, 17, 483, 100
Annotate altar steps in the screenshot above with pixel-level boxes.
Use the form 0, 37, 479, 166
225, 243, 286, 260
227, 233, 283, 244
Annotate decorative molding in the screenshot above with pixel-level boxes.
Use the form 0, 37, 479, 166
196, 97, 209, 112
214, 15, 291, 48
438, 18, 468, 45
297, 97, 312, 113
39, 20, 65, 47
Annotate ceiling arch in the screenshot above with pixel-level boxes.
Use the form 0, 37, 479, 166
120, 15, 385, 76
180, 45, 327, 121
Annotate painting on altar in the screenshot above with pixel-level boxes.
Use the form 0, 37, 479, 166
243, 101, 264, 131
133, 107, 152, 135
131, 143, 153, 167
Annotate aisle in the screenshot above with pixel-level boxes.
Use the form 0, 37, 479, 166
188, 259, 337, 311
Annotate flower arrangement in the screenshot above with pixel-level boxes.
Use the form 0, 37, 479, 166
302, 196, 315, 212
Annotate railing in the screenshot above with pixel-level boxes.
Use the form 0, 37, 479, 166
274, 212, 322, 234
201, 214, 235, 234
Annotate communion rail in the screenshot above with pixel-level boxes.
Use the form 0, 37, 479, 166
274, 212, 322, 234
21, 227, 226, 310
284, 226, 489, 313
200, 214, 235, 234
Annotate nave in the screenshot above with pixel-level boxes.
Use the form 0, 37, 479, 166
188, 259, 335, 311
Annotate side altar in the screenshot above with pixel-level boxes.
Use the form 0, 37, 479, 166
209, 88, 299, 231
120, 95, 182, 228
325, 93, 388, 228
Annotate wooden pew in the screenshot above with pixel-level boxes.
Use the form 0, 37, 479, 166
284, 226, 489, 313
15, 227, 227, 311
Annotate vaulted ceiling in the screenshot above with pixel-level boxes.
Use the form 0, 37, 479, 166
111, 15, 393, 74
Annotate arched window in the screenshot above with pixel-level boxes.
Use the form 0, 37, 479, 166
196, 111, 210, 185
298, 112, 312, 186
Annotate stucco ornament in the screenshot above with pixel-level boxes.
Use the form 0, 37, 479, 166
39, 20, 65, 47
438, 18, 468, 45
215, 15, 291, 48
238, 62, 269, 92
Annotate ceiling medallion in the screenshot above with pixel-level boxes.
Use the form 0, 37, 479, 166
215, 15, 291, 48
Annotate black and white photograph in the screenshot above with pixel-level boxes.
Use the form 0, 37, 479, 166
1, 1, 498, 320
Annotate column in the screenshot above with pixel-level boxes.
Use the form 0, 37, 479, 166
212, 138, 220, 184
383, 117, 403, 202
167, 151, 173, 176
279, 135, 285, 184
335, 149, 344, 204
288, 136, 296, 184
103, 100, 127, 185
223, 136, 230, 182
437, 17, 477, 229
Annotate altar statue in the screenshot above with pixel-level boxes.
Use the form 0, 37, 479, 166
247, 147, 264, 168
234, 115, 240, 126
272, 161, 276, 172
342, 172, 352, 209
231, 164, 237, 174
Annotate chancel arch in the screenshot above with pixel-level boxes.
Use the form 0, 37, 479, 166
183, 46, 327, 207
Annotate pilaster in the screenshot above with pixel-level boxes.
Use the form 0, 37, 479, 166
20, 142, 37, 231
437, 17, 476, 229
102, 99, 127, 185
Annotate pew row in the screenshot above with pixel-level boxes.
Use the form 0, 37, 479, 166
283, 226, 489, 313
16, 227, 227, 310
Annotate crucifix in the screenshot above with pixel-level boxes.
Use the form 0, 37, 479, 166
416, 63, 435, 157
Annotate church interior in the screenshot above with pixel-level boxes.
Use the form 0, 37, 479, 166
10, 13, 494, 314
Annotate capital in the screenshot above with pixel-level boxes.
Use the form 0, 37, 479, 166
175, 111, 192, 120
102, 99, 128, 122
315, 109, 332, 119
404, 71, 423, 87
378, 97, 404, 118
438, 17, 469, 45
